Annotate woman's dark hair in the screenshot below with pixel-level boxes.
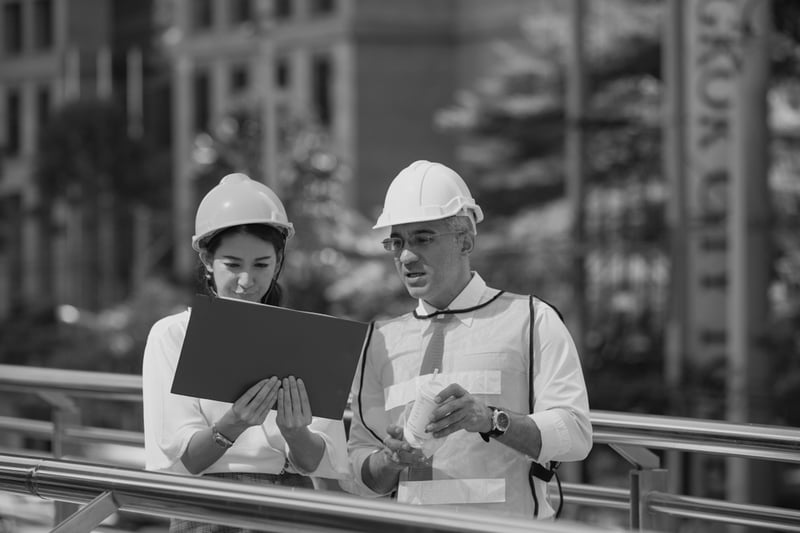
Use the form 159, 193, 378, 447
196, 224, 287, 306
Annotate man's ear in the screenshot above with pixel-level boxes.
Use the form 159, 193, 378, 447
199, 251, 213, 272
461, 233, 475, 255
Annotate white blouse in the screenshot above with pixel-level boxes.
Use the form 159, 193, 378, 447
142, 309, 350, 480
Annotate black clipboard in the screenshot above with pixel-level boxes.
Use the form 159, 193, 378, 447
171, 294, 368, 420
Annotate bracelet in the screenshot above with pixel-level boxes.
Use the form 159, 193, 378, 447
211, 425, 235, 449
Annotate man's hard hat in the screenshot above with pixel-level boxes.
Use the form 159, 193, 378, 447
373, 160, 484, 230
192, 173, 295, 251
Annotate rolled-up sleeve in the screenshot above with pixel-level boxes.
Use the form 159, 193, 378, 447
529, 303, 592, 465
286, 418, 351, 479
345, 326, 394, 497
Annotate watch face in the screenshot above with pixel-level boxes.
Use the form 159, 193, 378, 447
495, 410, 511, 432
213, 429, 233, 448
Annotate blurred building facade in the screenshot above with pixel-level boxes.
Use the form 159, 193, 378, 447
0, 0, 546, 318
0, 0, 162, 319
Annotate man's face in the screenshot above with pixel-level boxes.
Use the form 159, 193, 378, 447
388, 220, 465, 309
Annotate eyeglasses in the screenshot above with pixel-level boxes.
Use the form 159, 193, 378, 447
381, 231, 463, 253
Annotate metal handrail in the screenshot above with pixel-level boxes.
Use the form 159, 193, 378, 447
591, 410, 800, 463
2, 364, 799, 462
647, 491, 800, 532
0, 453, 617, 533
2, 363, 800, 532
0, 364, 142, 401
559, 482, 630, 511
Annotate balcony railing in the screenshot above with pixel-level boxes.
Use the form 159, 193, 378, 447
0, 453, 618, 533
1, 363, 799, 532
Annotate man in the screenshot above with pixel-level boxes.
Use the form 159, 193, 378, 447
346, 160, 592, 519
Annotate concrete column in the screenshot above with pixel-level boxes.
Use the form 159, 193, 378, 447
211, 58, 228, 133
726, 0, 773, 517
172, 55, 196, 279
331, 39, 355, 208
258, 23, 278, 188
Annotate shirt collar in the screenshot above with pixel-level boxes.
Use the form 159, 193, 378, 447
415, 272, 491, 327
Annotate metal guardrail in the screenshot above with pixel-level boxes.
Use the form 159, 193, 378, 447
0, 453, 619, 533
1, 364, 800, 532
0, 364, 142, 401
591, 410, 800, 463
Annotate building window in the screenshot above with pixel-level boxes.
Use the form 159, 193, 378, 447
3, 2, 23, 55
230, 64, 249, 93
33, 0, 54, 50
0, 194, 23, 311
5, 89, 21, 156
273, 0, 292, 20
230, 0, 252, 24
311, 54, 332, 126
309, 0, 335, 15
192, 0, 213, 31
193, 70, 211, 133
275, 57, 290, 89
36, 86, 51, 135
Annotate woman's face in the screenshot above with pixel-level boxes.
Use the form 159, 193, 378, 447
202, 232, 279, 302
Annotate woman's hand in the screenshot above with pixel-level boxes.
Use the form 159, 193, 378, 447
227, 377, 281, 433
181, 377, 280, 475
276, 376, 312, 435
276, 376, 326, 472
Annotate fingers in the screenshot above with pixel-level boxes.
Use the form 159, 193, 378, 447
296, 378, 311, 415
427, 390, 488, 437
381, 429, 425, 466
434, 383, 466, 403
233, 377, 279, 425
276, 376, 311, 430
387, 425, 405, 440
288, 377, 302, 417
428, 409, 468, 438
235, 378, 271, 407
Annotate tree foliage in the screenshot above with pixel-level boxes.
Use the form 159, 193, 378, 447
34, 98, 165, 207
437, 0, 800, 422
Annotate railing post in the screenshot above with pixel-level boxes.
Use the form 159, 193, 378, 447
51, 490, 119, 533
37, 391, 82, 524
609, 443, 669, 531
631, 468, 670, 532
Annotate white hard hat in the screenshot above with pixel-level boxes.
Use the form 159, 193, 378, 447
373, 160, 484, 230
192, 173, 295, 251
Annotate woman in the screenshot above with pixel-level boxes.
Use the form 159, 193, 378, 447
142, 173, 349, 532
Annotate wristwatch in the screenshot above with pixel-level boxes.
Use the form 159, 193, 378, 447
480, 407, 510, 442
211, 425, 235, 449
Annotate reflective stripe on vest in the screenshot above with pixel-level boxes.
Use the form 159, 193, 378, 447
384, 370, 502, 410
397, 478, 506, 505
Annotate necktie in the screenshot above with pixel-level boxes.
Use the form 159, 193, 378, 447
406, 314, 452, 482
418, 314, 452, 376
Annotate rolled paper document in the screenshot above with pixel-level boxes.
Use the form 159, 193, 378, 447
404, 370, 446, 457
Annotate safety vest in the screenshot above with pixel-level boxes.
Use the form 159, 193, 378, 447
355, 291, 558, 518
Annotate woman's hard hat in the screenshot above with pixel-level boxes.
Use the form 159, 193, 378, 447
373, 160, 484, 230
192, 173, 295, 251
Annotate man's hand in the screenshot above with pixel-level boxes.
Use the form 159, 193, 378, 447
426, 383, 493, 438
361, 424, 428, 494
382, 425, 428, 467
